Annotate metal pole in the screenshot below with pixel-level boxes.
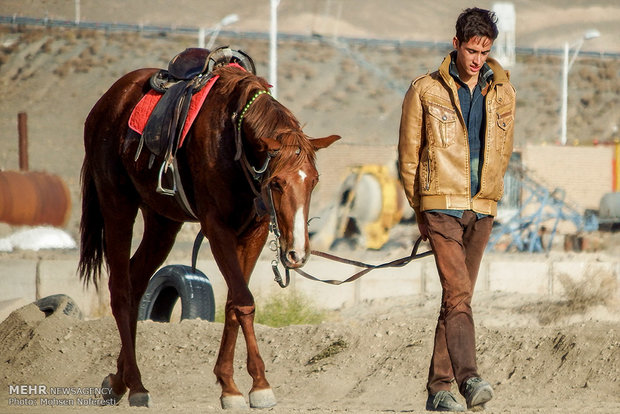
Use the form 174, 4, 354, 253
18, 112, 28, 171
615, 141, 620, 192
75, 0, 80, 25
206, 24, 222, 50
560, 42, 569, 145
198, 27, 205, 48
270, 0, 280, 98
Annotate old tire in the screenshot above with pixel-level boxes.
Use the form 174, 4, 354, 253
138, 265, 215, 322
35, 294, 83, 319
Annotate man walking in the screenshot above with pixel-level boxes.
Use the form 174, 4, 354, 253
398, 7, 516, 412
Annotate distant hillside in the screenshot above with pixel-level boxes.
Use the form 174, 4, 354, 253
0, 22, 618, 239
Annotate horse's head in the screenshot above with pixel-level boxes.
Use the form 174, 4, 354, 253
220, 67, 340, 268
261, 133, 340, 268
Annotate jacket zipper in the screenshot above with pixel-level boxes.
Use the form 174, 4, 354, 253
425, 158, 431, 191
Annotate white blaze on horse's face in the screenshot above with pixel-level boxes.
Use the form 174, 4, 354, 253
292, 206, 306, 256
292, 169, 309, 257
276, 164, 316, 269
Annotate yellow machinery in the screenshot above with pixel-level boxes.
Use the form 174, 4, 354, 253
311, 164, 404, 250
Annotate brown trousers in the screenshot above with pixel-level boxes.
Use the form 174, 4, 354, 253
423, 210, 493, 396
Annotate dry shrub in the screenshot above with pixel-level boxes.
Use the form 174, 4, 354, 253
76, 29, 98, 39
74, 57, 96, 73
61, 30, 77, 45
21, 29, 44, 43
103, 54, 117, 65
560, 269, 616, 306
600, 62, 617, 80
54, 61, 72, 77
519, 267, 618, 325
40, 38, 53, 53
88, 43, 101, 56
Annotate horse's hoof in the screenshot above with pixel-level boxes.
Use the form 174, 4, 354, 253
249, 388, 277, 408
128, 392, 152, 407
220, 394, 247, 409
101, 374, 125, 405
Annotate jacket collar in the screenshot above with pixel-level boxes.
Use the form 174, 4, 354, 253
439, 51, 509, 88
448, 51, 493, 89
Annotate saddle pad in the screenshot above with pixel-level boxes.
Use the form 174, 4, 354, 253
128, 75, 218, 148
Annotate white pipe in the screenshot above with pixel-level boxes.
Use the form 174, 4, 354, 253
560, 41, 569, 146
198, 27, 205, 48
270, 0, 280, 98
75, 0, 80, 25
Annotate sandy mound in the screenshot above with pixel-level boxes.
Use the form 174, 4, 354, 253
0, 292, 618, 413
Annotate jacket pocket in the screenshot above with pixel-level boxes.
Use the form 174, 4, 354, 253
495, 110, 514, 154
419, 150, 432, 193
427, 103, 457, 148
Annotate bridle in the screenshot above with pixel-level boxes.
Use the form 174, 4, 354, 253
190, 89, 433, 289
231, 89, 292, 286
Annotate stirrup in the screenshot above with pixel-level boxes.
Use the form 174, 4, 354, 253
156, 161, 177, 196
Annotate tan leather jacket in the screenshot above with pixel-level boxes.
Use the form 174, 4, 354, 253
398, 54, 516, 220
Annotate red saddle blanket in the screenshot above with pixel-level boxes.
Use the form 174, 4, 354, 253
128, 75, 218, 148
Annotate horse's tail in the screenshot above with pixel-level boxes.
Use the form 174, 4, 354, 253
78, 154, 105, 291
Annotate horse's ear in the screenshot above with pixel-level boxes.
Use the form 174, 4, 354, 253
259, 137, 281, 152
310, 135, 341, 150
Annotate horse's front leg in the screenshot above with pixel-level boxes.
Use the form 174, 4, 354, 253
235, 301, 277, 408
208, 218, 275, 409
213, 294, 245, 409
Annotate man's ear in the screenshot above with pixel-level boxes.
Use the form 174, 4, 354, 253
453, 36, 459, 49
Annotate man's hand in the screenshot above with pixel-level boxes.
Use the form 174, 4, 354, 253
417, 221, 429, 241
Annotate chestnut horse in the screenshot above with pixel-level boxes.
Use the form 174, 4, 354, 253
78, 64, 339, 408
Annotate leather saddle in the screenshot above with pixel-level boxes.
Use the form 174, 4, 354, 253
135, 46, 255, 206
139, 46, 256, 163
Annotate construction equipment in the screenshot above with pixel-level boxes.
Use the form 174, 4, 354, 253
310, 164, 403, 250
487, 164, 598, 253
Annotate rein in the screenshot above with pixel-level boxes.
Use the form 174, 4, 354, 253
280, 236, 433, 287
229, 89, 433, 289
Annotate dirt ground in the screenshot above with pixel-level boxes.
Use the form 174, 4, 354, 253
0, 289, 619, 414
0, 1, 619, 413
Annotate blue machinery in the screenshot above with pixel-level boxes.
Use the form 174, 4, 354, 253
487, 162, 598, 253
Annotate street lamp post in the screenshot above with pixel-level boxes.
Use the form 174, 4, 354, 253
560, 29, 600, 145
270, 0, 280, 98
201, 13, 239, 50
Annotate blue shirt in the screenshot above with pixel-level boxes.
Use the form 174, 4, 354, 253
429, 52, 493, 220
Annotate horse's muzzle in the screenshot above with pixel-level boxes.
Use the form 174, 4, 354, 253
282, 248, 309, 269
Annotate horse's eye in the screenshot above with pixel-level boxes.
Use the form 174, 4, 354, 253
271, 180, 284, 193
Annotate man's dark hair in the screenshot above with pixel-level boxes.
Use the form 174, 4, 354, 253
455, 7, 499, 43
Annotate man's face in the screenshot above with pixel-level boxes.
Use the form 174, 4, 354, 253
452, 36, 493, 81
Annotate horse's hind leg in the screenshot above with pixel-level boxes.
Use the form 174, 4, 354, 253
99, 198, 137, 406
104, 206, 182, 407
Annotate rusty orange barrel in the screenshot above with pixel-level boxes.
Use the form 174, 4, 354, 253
0, 171, 71, 227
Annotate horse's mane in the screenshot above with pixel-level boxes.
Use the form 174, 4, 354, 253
213, 66, 317, 177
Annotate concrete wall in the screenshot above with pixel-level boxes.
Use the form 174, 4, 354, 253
312, 143, 617, 216
520, 144, 615, 211
1, 249, 618, 321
